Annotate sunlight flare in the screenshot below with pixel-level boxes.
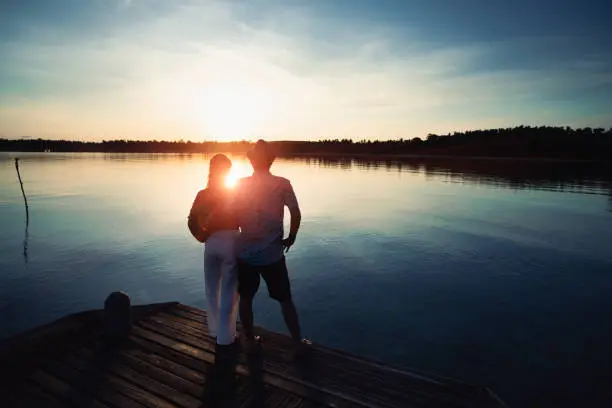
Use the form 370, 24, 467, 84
225, 160, 252, 188
194, 81, 278, 141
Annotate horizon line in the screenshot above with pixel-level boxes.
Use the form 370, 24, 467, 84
2, 124, 612, 144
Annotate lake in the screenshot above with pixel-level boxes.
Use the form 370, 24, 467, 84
1, 152, 611, 407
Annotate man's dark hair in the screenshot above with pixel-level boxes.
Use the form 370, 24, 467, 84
247, 139, 275, 171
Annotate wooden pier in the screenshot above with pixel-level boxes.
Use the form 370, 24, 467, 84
0, 302, 507, 408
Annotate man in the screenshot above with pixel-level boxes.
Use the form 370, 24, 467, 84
233, 140, 309, 357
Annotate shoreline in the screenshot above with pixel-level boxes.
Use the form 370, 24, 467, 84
1, 150, 611, 164
281, 152, 612, 164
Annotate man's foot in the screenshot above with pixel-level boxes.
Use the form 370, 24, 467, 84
292, 338, 312, 360
240, 335, 262, 354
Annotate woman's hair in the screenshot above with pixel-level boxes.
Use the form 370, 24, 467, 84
207, 154, 231, 190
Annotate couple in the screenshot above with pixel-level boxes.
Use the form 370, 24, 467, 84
188, 140, 309, 358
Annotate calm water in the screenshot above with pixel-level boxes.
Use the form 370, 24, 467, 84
1, 152, 612, 407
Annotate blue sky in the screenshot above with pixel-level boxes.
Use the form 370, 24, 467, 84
1, 0, 611, 140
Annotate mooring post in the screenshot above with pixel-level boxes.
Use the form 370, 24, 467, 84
104, 291, 133, 345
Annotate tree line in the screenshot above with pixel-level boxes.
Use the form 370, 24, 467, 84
1, 126, 611, 160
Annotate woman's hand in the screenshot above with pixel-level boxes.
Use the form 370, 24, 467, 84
194, 228, 211, 243
188, 215, 210, 243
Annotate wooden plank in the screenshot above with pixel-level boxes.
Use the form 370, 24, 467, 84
265, 387, 291, 408
215, 372, 255, 408
163, 307, 211, 327
28, 369, 113, 408
266, 387, 304, 408
0, 302, 180, 390
140, 319, 378, 407
119, 345, 205, 391
246, 323, 475, 396
0, 316, 100, 384
39, 359, 149, 408
174, 304, 207, 317
0, 388, 37, 408
309, 355, 477, 406
135, 324, 343, 407
167, 303, 382, 398
60, 348, 182, 408
146, 314, 211, 342
170, 305, 477, 393
1, 382, 72, 408
309, 346, 479, 396
132, 325, 251, 406
164, 306, 209, 325
136, 319, 374, 408
172, 304, 483, 400
142, 314, 461, 408
144, 315, 215, 350
133, 322, 263, 408
167, 305, 209, 322
151, 304, 501, 407
133, 324, 216, 366
233, 371, 280, 408
99, 373, 179, 408
482, 389, 511, 408
158, 310, 213, 337
128, 332, 208, 382
286, 353, 468, 408
167, 306, 479, 407
76, 345, 202, 408
1, 301, 505, 408
143, 315, 345, 408
226, 384, 252, 408
162, 307, 217, 337
128, 330, 281, 408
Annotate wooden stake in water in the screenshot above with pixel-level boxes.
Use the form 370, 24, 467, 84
14, 158, 30, 227
15, 158, 29, 262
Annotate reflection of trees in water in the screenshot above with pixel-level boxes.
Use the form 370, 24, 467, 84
306, 156, 612, 198
302, 157, 353, 170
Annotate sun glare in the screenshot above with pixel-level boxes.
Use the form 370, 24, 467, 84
225, 160, 252, 188
198, 82, 276, 141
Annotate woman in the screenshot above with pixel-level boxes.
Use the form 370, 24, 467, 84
188, 154, 239, 346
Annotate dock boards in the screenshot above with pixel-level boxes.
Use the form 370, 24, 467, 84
0, 302, 507, 407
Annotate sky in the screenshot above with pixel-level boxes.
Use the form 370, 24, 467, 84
1, 0, 611, 141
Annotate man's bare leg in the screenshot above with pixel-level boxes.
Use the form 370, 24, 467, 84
280, 299, 301, 341
280, 299, 310, 358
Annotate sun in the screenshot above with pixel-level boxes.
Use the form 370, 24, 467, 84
224, 160, 252, 188
199, 82, 274, 141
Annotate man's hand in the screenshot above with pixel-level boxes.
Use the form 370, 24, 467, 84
281, 233, 297, 253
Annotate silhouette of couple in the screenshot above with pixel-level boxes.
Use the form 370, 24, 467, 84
188, 140, 310, 359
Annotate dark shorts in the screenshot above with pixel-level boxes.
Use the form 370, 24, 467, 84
238, 257, 292, 302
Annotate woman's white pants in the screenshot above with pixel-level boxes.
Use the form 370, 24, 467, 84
204, 230, 239, 345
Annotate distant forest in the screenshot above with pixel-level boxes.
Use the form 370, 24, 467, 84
1, 126, 611, 161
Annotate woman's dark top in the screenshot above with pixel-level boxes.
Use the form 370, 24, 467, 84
188, 188, 238, 242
